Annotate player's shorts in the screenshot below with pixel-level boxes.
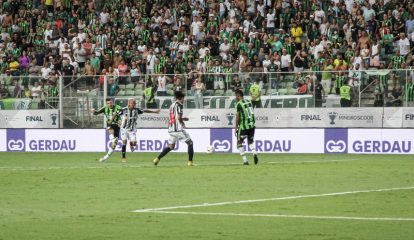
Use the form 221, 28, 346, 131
237, 127, 255, 144
168, 129, 191, 145
120, 128, 137, 142
108, 124, 120, 138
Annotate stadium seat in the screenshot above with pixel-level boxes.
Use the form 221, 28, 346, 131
88, 89, 98, 97
278, 89, 288, 95
117, 90, 125, 96
135, 89, 143, 96
125, 84, 135, 90
214, 89, 225, 95
204, 90, 214, 96
287, 88, 297, 95
7, 86, 15, 93
135, 83, 144, 90
167, 89, 174, 96
286, 82, 294, 88
166, 84, 174, 90
118, 85, 126, 90
226, 91, 234, 96
125, 90, 135, 96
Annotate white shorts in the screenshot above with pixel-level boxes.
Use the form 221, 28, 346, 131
168, 130, 191, 145
120, 129, 137, 142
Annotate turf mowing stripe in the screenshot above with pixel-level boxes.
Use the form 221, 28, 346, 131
267, 159, 360, 164
132, 186, 414, 213
145, 211, 414, 222
0, 159, 362, 171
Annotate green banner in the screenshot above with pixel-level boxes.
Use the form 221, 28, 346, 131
0, 98, 39, 110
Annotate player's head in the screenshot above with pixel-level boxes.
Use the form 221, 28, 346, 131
174, 91, 185, 102
128, 98, 136, 108
235, 90, 244, 101
106, 98, 114, 107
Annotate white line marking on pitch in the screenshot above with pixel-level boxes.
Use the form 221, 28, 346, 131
144, 211, 414, 222
0, 158, 361, 171
132, 186, 414, 213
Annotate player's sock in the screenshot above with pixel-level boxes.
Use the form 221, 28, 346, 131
249, 143, 257, 155
158, 147, 171, 159
238, 145, 248, 164
130, 142, 136, 152
122, 144, 126, 158
250, 143, 259, 164
188, 144, 194, 161
109, 133, 115, 141
107, 147, 114, 156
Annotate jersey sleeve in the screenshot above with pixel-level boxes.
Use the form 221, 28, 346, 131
115, 108, 124, 116
236, 102, 242, 113
94, 106, 105, 115
136, 108, 144, 115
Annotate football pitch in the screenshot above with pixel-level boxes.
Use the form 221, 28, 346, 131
0, 152, 413, 240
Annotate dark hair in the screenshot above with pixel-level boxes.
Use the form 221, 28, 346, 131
105, 98, 113, 102
235, 90, 244, 97
174, 91, 185, 99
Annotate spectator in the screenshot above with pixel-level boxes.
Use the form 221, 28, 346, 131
144, 80, 157, 109
314, 78, 325, 108
249, 78, 262, 108
340, 79, 352, 107
9, 57, 20, 77
0, 84, 10, 99
231, 75, 242, 92
373, 79, 385, 107
388, 84, 403, 107
194, 77, 205, 109
12, 80, 21, 98
31, 81, 43, 99
117, 59, 128, 85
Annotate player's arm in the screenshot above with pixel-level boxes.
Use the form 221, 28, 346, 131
235, 104, 241, 131
91, 106, 105, 115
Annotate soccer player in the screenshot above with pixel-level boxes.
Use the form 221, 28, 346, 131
112, 98, 160, 162
235, 90, 259, 165
153, 91, 194, 166
91, 98, 122, 162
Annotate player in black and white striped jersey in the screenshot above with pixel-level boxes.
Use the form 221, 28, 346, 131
153, 91, 194, 166
112, 98, 160, 162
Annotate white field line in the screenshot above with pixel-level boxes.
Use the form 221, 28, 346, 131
0, 158, 361, 171
144, 211, 414, 222
132, 186, 414, 213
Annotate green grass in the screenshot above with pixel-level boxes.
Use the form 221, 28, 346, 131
0, 153, 413, 240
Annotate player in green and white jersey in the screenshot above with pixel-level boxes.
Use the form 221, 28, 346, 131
235, 90, 259, 165
91, 98, 122, 162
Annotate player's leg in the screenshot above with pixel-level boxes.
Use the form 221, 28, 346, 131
99, 126, 119, 162
120, 129, 128, 162
248, 128, 258, 165
237, 129, 248, 165
129, 131, 137, 152
153, 133, 176, 166
182, 130, 194, 166
110, 125, 119, 148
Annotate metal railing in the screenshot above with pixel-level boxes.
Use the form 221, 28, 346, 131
0, 69, 411, 128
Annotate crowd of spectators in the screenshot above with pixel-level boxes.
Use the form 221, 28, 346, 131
0, 0, 413, 106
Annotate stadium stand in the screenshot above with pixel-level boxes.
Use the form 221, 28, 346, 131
0, 0, 413, 109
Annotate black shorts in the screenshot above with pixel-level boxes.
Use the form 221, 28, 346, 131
237, 127, 255, 144
109, 124, 120, 138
